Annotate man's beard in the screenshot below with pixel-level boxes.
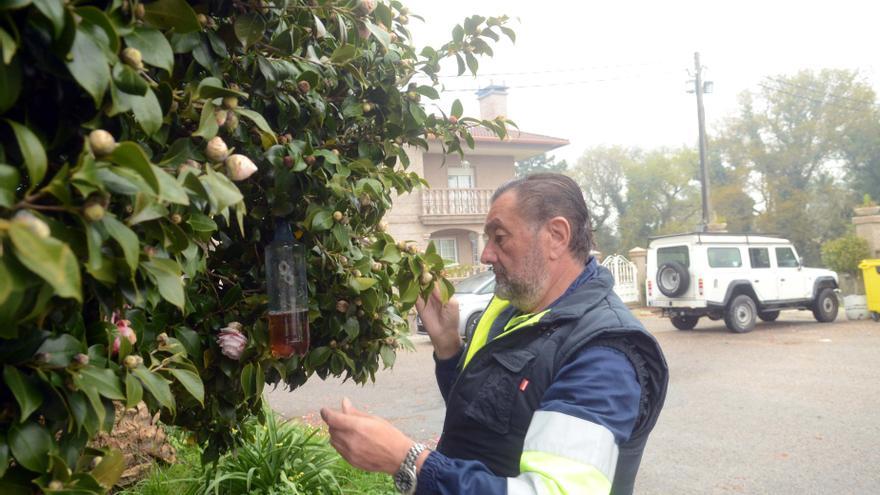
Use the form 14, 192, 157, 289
494, 245, 547, 311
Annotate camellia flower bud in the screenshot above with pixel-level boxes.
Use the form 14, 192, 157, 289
205, 136, 229, 163
83, 200, 106, 222
214, 109, 228, 127
120, 47, 144, 70
225, 154, 258, 181
356, 0, 377, 15
224, 112, 239, 132
71, 353, 90, 369
12, 210, 51, 238
336, 300, 350, 313
217, 323, 247, 360
89, 129, 117, 157
222, 96, 238, 109
297, 80, 311, 94
123, 355, 141, 369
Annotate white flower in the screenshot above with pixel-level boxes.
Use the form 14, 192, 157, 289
217, 323, 247, 360
205, 136, 229, 163
225, 154, 258, 181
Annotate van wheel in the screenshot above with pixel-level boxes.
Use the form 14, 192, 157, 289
671, 315, 699, 330
657, 262, 690, 297
812, 288, 838, 323
725, 295, 757, 333
758, 310, 780, 322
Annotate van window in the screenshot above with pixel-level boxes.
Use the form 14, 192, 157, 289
708, 247, 743, 268
749, 248, 771, 268
776, 247, 799, 268
658, 246, 689, 267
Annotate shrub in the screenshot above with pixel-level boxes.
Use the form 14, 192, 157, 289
0, 0, 513, 491
821, 234, 870, 277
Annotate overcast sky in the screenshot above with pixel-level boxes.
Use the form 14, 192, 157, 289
404, 0, 880, 165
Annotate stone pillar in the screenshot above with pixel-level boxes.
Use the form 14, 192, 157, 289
853, 210, 880, 258
629, 247, 648, 305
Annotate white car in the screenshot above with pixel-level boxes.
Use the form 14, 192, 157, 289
417, 270, 496, 340
646, 232, 839, 333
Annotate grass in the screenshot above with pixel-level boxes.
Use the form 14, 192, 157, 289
119, 413, 396, 495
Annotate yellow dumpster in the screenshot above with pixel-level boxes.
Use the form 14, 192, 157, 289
860, 259, 880, 321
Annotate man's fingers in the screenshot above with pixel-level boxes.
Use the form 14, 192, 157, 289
341, 397, 371, 417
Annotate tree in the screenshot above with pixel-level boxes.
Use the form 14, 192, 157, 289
569, 146, 633, 254
0, 0, 514, 491
716, 69, 874, 263
515, 152, 568, 177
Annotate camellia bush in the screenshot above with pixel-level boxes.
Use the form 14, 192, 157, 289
0, 0, 514, 492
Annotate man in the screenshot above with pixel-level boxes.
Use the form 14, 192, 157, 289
321, 173, 668, 495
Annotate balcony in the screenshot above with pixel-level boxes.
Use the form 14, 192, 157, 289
420, 188, 494, 225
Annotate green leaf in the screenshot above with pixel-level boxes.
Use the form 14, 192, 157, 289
124, 373, 143, 408
131, 365, 175, 411
343, 317, 359, 339
234, 13, 265, 48
380, 345, 396, 368
0, 26, 17, 64
0, 432, 8, 478
130, 87, 163, 136
142, 0, 201, 34
153, 165, 189, 205
307, 346, 331, 368
4, 119, 47, 190
36, 334, 85, 368
200, 166, 243, 214
349, 276, 377, 292
465, 52, 478, 75
8, 421, 52, 472
187, 212, 217, 232
196, 77, 248, 99
124, 27, 174, 72
75, 6, 120, 53
0, 163, 19, 207
112, 63, 148, 96
32, 0, 64, 38
451, 99, 463, 119
128, 193, 168, 225
364, 21, 390, 49
108, 142, 159, 193
90, 448, 125, 489
192, 99, 218, 139
330, 44, 358, 64
66, 27, 111, 106
416, 85, 440, 100
2, 366, 42, 422
399, 278, 419, 304
234, 108, 276, 137
169, 368, 204, 405
102, 214, 139, 274
8, 224, 82, 302
141, 258, 185, 309
381, 243, 402, 263
311, 210, 332, 231
0, 55, 21, 113
240, 363, 254, 396
77, 367, 125, 401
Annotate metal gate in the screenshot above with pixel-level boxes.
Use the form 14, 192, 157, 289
601, 254, 639, 304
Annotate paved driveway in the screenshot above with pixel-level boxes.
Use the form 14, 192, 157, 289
267, 310, 880, 493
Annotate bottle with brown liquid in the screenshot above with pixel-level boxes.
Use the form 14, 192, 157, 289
265, 221, 309, 358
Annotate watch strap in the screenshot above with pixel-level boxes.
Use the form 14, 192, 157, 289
394, 442, 427, 494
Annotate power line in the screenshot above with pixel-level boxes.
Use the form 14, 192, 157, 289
765, 76, 878, 108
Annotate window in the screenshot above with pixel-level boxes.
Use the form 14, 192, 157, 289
447, 167, 474, 189
749, 248, 771, 268
658, 246, 689, 267
708, 247, 743, 268
435, 238, 459, 265
776, 247, 799, 268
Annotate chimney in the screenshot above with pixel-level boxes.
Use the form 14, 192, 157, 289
476, 84, 508, 120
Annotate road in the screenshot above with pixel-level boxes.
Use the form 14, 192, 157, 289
267, 310, 880, 494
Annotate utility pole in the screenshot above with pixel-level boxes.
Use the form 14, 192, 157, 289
692, 52, 711, 231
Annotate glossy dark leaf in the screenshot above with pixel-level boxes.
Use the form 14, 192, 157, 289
234, 13, 265, 48
112, 63, 148, 96
90, 448, 124, 489
2, 366, 42, 422
131, 366, 175, 412
66, 27, 111, 106
169, 368, 204, 405
32, 0, 64, 38
108, 142, 159, 193
0, 55, 21, 113
0, 163, 19, 208
141, 258, 185, 309
4, 119, 46, 190
9, 224, 82, 302
124, 27, 174, 72
142, 0, 201, 34
8, 421, 52, 472
101, 214, 139, 274
124, 373, 143, 408
75, 7, 120, 53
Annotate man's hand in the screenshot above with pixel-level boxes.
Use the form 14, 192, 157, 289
320, 398, 413, 474
415, 285, 461, 359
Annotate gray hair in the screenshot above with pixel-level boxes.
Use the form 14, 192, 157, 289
492, 173, 593, 262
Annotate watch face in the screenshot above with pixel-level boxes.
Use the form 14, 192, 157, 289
394, 467, 416, 493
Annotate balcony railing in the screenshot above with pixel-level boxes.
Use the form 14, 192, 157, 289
421, 188, 494, 217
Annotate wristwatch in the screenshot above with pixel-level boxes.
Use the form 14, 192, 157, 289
394, 442, 427, 494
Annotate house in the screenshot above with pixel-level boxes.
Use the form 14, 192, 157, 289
385, 85, 569, 267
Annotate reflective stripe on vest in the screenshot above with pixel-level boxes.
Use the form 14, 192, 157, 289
462, 297, 550, 370
508, 410, 618, 495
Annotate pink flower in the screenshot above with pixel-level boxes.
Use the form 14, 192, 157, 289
110, 310, 137, 354
217, 322, 247, 360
